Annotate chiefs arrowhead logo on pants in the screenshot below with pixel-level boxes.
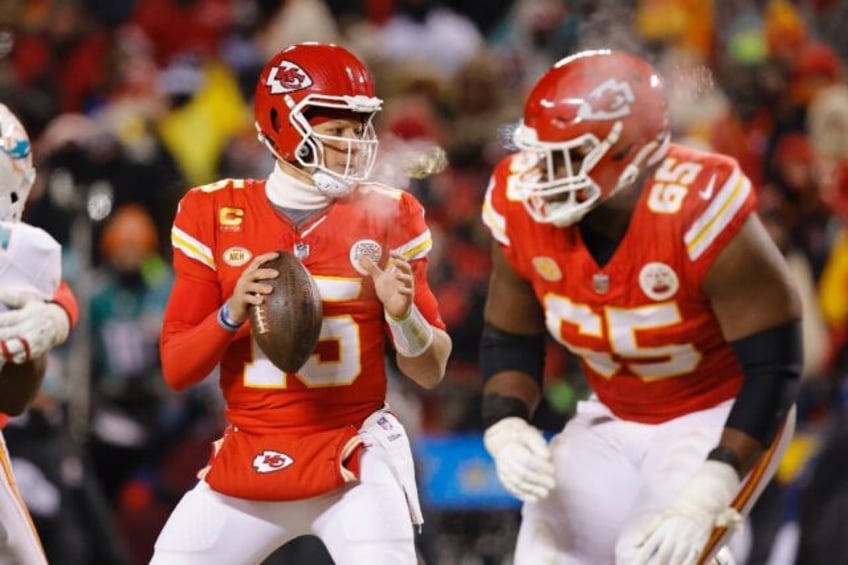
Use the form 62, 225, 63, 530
252, 450, 294, 473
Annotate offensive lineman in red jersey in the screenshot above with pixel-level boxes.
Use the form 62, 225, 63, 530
150, 43, 451, 564
479, 50, 800, 565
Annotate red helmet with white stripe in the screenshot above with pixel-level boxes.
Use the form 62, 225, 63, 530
254, 43, 382, 196
512, 49, 670, 226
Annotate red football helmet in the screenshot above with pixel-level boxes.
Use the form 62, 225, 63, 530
254, 43, 382, 196
512, 49, 670, 226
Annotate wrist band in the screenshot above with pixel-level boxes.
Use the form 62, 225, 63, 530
481, 394, 531, 428
707, 445, 742, 476
218, 303, 241, 332
386, 305, 433, 358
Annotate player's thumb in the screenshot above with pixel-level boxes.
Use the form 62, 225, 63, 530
0, 309, 27, 331
0, 289, 33, 309
523, 430, 552, 460
358, 256, 383, 277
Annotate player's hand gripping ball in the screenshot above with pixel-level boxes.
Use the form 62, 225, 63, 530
248, 251, 323, 373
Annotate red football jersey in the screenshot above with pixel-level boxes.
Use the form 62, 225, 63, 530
482, 143, 757, 423
165, 178, 444, 434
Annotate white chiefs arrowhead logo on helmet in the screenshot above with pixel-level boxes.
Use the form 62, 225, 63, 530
577, 78, 635, 120
266, 61, 313, 94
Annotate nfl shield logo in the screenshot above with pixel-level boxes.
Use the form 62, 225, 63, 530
294, 242, 310, 259
593, 273, 610, 294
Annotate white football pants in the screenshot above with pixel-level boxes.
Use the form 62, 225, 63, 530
514, 397, 795, 565
151, 438, 418, 564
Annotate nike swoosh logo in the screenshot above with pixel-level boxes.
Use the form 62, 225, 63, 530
699, 174, 717, 200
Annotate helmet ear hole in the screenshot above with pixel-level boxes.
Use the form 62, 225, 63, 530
296, 143, 313, 162
611, 143, 634, 161
270, 108, 280, 132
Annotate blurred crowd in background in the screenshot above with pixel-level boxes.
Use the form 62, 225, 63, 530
2, 0, 848, 563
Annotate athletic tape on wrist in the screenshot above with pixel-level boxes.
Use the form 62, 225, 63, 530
386, 305, 433, 357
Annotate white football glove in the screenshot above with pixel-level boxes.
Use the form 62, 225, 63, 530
712, 546, 737, 565
483, 416, 555, 503
0, 290, 70, 364
636, 460, 743, 565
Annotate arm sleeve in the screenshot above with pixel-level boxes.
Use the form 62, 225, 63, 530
411, 257, 444, 330
727, 320, 802, 445
159, 273, 248, 391
52, 280, 79, 328
391, 193, 445, 330
160, 189, 247, 391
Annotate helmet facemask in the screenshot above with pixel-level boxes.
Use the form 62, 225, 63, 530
288, 94, 380, 197
512, 121, 623, 227
513, 119, 669, 227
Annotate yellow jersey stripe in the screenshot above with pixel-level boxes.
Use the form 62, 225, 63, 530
685, 170, 750, 261
171, 226, 216, 270
400, 237, 432, 261
394, 230, 432, 261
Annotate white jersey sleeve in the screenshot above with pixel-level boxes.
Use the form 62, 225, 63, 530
0, 221, 62, 310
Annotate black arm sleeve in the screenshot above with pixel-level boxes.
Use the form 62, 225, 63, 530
479, 322, 546, 385
726, 319, 802, 446
479, 322, 546, 427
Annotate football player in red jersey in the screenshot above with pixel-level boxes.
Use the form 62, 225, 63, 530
150, 43, 451, 564
479, 50, 800, 565
0, 103, 79, 564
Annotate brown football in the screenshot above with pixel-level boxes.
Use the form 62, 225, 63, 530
0, 355, 47, 415
249, 251, 323, 373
